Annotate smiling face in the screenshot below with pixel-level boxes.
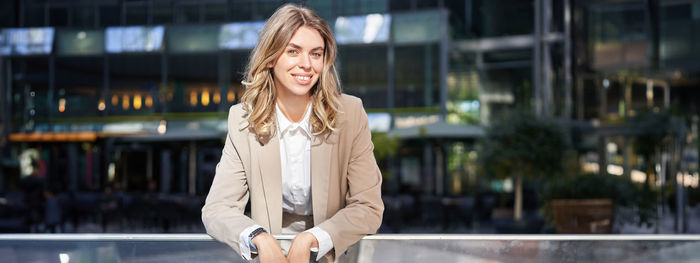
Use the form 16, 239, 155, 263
271, 26, 325, 101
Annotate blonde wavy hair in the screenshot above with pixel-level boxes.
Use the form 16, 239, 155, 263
240, 4, 342, 141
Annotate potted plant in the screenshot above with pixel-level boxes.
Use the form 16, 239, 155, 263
540, 173, 656, 233
477, 110, 569, 232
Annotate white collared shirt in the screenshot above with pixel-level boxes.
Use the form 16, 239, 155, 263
277, 103, 313, 215
238, 103, 333, 261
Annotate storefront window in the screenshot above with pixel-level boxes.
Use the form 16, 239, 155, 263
53, 57, 103, 118
10, 57, 50, 132
108, 55, 161, 116
167, 54, 218, 113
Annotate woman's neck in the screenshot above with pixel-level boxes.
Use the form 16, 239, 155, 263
276, 94, 310, 123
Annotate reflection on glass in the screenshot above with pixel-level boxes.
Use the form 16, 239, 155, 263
219, 22, 265, 50
167, 25, 219, 53
367, 113, 391, 132
335, 14, 391, 44
106, 26, 164, 53
56, 29, 104, 55
0, 27, 55, 55
392, 11, 441, 44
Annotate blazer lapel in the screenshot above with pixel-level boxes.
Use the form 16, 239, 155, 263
311, 135, 332, 226
257, 134, 283, 234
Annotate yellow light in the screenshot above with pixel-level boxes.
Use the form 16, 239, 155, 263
58, 98, 66, 113
98, 99, 106, 111
213, 91, 221, 104
145, 95, 153, 108
227, 89, 235, 103
201, 90, 210, 106
111, 94, 118, 106
133, 94, 142, 110
122, 95, 130, 110
189, 90, 198, 107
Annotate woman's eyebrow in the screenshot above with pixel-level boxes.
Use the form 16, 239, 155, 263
287, 42, 324, 51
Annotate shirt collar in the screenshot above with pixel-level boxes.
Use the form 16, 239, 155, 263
275, 102, 312, 138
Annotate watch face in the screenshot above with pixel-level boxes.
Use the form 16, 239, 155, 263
250, 227, 265, 237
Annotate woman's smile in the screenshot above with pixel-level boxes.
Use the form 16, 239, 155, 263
292, 74, 313, 85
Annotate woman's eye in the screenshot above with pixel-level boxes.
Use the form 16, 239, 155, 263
311, 52, 322, 57
287, 50, 298, 55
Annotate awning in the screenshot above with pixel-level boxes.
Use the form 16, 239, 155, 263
9, 132, 98, 142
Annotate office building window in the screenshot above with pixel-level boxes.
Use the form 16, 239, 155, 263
338, 46, 388, 109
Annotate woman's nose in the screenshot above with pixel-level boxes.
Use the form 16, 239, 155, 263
298, 54, 311, 69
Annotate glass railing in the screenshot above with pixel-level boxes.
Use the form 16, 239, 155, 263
1, 234, 699, 262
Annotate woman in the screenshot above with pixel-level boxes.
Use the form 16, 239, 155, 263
202, 4, 384, 263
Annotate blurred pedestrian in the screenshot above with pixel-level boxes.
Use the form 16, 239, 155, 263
43, 191, 61, 233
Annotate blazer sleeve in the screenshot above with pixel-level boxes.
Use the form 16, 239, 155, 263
201, 106, 258, 257
317, 98, 385, 260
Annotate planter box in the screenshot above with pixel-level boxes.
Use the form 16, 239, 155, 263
551, 199, 614, 234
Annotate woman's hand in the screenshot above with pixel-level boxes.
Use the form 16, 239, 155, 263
251, 233, 288, 263
286, 232, 319, 263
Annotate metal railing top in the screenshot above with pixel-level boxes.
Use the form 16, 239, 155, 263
0, 233, 699, 241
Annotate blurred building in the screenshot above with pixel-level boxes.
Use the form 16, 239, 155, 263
0, 0, 698, 224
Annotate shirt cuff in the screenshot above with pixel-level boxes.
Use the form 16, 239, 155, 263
305, 226, 334, 261
238, 224, 266, 260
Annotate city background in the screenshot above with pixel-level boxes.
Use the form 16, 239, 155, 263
0, 0, 698, 235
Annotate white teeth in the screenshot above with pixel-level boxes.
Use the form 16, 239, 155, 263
294, 75, 310, 81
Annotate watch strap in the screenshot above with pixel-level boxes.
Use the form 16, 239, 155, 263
248, 227, 267, 251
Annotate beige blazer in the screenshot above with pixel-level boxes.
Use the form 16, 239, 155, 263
202, 94, 384, 261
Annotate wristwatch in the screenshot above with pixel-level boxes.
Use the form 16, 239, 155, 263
248, 227, 267, 251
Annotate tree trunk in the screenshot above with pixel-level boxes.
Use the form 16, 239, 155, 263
514, 172, 523, 221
